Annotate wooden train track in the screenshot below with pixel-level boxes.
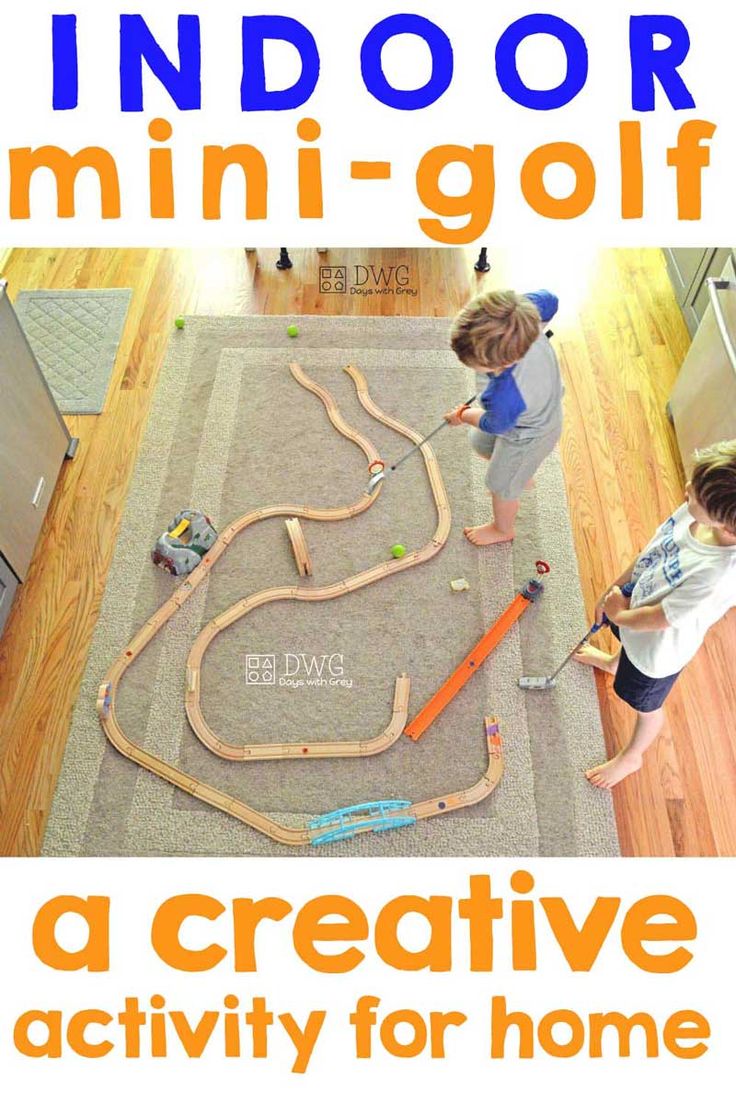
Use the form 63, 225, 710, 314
97, 362, 503, 846
285, 517, 312, 576
184, 362, 451, 760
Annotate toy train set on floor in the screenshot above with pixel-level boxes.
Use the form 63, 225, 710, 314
97, 361, 550, 847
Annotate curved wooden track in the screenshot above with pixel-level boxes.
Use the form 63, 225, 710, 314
185, 362, 450, 760
285, 517, 312, 576
97, 362, 503, 846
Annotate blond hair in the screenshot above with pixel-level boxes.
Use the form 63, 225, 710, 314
451, 290, 542, 370
691, 439, 736, 533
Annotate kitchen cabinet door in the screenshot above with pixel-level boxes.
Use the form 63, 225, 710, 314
0, 282, 71, 580
669, 256, 736, 473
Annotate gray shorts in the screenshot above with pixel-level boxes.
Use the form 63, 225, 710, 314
468, 424, 562, 499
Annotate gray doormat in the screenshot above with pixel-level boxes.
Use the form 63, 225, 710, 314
14, 288, 132, 413
43, 315, 620, 857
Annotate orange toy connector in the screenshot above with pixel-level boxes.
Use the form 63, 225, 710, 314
404, 579, 544, 742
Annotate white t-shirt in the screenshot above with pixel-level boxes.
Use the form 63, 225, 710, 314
620, 503, 736, 678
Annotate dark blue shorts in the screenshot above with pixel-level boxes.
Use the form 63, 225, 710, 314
609, 623, 680, 713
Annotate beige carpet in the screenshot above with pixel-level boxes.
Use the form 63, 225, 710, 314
43, 315, 620, 856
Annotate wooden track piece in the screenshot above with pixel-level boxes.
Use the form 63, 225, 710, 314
285, 517, 312, 576
405, 717, 504, 824
185, 674, 411, 763
310, 722, 504, 843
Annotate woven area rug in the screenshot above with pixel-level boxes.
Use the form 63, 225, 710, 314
15, 288, 132, 413
43, 316, 620, 857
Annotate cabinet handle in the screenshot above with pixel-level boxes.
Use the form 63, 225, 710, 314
707, 278, 736, 377
31, 477, 46, 508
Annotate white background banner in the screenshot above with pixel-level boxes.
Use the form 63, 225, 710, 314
0, 858, 733, 1099
0, 0, 732, 245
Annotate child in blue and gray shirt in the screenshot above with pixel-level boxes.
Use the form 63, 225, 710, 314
445, 288, 562, 545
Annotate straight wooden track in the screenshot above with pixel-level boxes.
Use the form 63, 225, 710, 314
97, 361, 502, 845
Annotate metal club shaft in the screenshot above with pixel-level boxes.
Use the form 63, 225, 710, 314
390, 394, 478, 472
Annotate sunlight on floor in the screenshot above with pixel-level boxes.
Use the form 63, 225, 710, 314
192, 249, 242, 290
472, 245, 602, 318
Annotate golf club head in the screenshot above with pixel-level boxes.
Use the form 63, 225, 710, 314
367, 470, 386, 493
518, 675, 557, 690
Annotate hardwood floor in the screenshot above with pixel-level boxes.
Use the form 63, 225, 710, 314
0, 246, 733, 856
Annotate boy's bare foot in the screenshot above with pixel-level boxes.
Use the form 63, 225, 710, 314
573, 643, 619, 675
463, 523, 514, 546
585, 750, 642, 789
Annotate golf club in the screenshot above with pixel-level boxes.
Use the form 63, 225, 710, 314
519, 581, 635, 690
368, 394, 478, 491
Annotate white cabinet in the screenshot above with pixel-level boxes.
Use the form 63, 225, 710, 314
669, 256, 736, 473
665, 248, 734, 336
0, 281, 74, 633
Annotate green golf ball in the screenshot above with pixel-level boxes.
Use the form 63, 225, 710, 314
287, 324, 299, 338
391, 544, 407, 559
175, 317, 186, 329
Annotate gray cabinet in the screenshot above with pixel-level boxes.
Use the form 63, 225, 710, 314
0, 552, 19, 636
669, 256, 736, 473
0, 281, 74, 632
665, 248, 734, 336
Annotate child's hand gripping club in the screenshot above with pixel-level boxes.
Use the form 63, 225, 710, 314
518, 581, 635, 690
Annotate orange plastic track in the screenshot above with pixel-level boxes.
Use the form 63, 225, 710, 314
404, 590, 533, 742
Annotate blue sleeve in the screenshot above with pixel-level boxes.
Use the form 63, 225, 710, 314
479, 373, 527, 435
524, 289, 558, 324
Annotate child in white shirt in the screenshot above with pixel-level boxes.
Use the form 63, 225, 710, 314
575, 439, 736, 789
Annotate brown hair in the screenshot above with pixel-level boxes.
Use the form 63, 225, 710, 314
691, 439, 736, 533
450, 289, 542, 370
